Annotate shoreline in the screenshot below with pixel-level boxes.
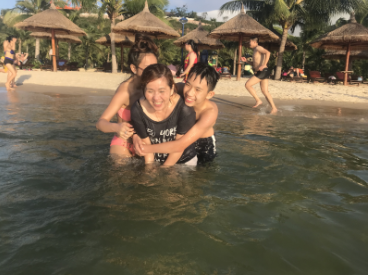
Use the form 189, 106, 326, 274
8, 83, 368, 110
1, 69, 368, 107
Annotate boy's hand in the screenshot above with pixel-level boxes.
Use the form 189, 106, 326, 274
240, 57, 247, 62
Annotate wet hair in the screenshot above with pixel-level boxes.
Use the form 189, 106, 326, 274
141, 64, 177, 94
185, 39, 198, 53
187, 63, 220, 92
250, 37, 259, 44
128, 33, 159, 74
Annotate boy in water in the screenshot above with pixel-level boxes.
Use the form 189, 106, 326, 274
133, 63, 219, 163
241, 37, 278, 114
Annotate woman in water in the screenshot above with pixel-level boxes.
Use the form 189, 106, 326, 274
180, 39, 198, 82
3, 36, 18, 90
96, 34, 159, 159
131, 64, 197, 166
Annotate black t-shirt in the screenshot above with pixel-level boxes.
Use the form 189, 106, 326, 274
131, 97, 197, 164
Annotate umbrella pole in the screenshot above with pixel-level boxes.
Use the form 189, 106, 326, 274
51, 30, 57, 72
121, 46, 124, 73
237, 35, 243, 81
344, 43, 351, 86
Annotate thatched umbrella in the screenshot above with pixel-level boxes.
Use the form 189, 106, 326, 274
96, 33, 135, 72
311, 13, 368, 85
173, 22, 225, 50
31, 31, 81, 61
14, 3, 86, 72
112, 0, 180, 39
208, 4, 279, 81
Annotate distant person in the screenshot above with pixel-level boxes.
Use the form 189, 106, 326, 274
200, 49, 208, 64
180, 39, 198, 82
241, 37, 277, 114
3, 36, 18, 91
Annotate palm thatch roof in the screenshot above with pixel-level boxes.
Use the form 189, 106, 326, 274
259, 39, 297, 51
96, 33, 135, 47
14, 3, 86, 36
208, 7, 279, 41
173, 22, 224, 50
112, 0, 180, 39
322, 50, 368, 60
30, 32, 81, 44
311, 14, 368, 50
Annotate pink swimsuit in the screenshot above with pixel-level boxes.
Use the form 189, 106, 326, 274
110, 108, 135, 155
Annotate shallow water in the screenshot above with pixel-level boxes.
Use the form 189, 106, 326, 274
1, 88, 368, 275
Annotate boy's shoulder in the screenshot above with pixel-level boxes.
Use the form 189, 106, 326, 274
197, 99, 218, 119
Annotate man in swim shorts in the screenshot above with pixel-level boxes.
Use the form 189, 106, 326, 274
241, 37, 277, 114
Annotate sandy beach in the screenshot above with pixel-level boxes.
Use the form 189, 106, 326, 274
1, 70, 368, 104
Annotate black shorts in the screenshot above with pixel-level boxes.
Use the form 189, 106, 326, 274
4, 58, 14, 65
195, 135, 217, 163
255, 68, 271, 80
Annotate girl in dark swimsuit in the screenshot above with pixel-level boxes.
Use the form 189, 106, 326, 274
4, 36, 18, 91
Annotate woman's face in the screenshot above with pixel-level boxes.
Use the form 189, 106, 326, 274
135, 53, 157, 77
185, 43, 191, 52
145, 76, 173, 112
11, 38, 17, 45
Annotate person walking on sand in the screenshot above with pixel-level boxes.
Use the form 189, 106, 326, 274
3, 36, 18, 91
241, 37, 277, 114
180, 39, 198, 82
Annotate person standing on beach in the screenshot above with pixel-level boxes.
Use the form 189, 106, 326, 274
180, 40, 198, 82
3, 36, 18, 91
241, 37, 277, 114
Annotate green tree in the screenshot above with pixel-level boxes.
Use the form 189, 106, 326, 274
220, 0, 363, 80
98, 0, 125, 73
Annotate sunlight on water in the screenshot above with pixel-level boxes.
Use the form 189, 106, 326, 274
0, 88, 368, 274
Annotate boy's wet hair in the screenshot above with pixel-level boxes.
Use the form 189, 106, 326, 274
187, 63, 220, 92
250, 37, 259, 44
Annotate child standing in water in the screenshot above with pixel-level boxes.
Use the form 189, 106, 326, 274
241, 37, 278, 114
134, 63, 219, 163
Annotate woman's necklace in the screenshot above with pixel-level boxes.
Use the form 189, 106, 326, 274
154, 100, 172, 122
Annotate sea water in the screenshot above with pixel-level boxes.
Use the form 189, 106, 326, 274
0, 88, 368, 275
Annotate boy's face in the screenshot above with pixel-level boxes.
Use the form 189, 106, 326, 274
184, 74, 215, 108
249, 40, 258, 49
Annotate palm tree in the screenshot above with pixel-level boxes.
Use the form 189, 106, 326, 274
121, 0, 168, 18
220, 0, 363, 80
98, 0, 125, 74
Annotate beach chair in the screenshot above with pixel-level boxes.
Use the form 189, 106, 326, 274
40, 60, 52, 71
97, 62, 112, 72
57, 59, 69, 71
67, 62, 79, 71
336, 72, 353, 85
308, 71, 326, 83
218, 67, 232, 80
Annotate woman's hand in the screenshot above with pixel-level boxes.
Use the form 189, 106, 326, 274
133, 134, 146, 156
179, 72, 186, 78
116, 122, 134, 140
